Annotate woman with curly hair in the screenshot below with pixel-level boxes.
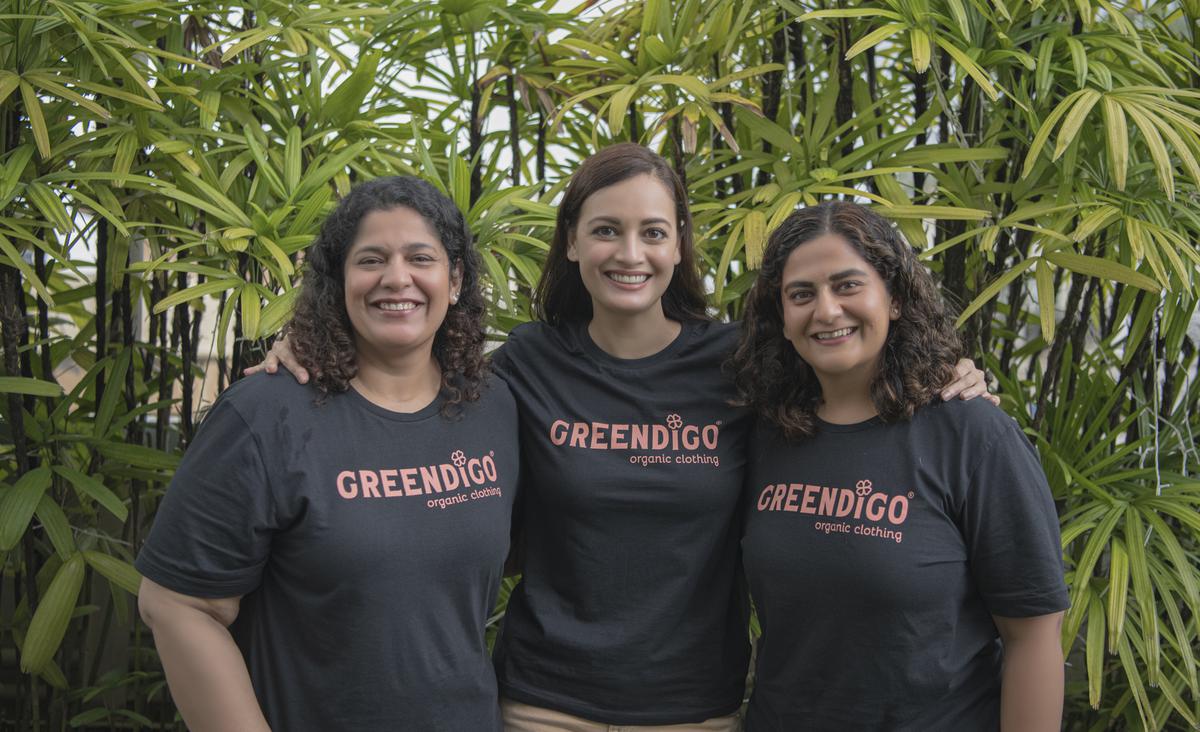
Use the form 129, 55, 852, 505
730, 201, 1067, 731
254, 147, 993, 731
136, 176, 519, 732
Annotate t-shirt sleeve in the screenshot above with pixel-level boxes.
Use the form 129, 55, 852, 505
135, 396, 277, 598
959, 412, 1069, 617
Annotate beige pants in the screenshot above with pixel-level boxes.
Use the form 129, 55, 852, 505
501, 698, 742, 732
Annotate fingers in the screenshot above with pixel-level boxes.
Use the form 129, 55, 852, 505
942, 358, 988, 401
275, 350, 309, 384
986, 393, 1001, 407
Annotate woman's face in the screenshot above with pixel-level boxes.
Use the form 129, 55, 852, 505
343, 206, 461, 362
567, 173, 681, 321
779, 233, 898, 389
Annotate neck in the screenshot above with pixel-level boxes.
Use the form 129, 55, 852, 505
351, 345, 441, 413
587, 304, 682, 359
814, 369, 878, 425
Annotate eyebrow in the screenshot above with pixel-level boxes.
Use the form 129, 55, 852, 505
585, 215, 674, 227
783, 268, 870, 290
350, 242, 439, 255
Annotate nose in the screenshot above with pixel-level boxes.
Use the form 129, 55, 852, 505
614, 232, 643, 264
379, 258, 413, 289
813, 287, 841, 322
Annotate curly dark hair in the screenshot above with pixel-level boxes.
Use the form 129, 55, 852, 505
729, 201, 964, 440
286, 176, 487, 412
533, 143, 709, 324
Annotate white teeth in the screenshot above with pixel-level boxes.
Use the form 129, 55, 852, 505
608, 273, 649, 284
816, 327, 855, 340
377, 302, 417, 311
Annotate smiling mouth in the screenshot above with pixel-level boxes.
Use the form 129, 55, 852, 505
606, 273, 650, 284
376, 301, 420, 311
815, 327, 856, 340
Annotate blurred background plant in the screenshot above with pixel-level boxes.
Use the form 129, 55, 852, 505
1, 0, 1196, 728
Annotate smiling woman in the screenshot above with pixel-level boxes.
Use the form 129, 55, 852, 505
134, 176, 519, 732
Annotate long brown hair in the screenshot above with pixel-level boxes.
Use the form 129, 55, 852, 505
286, 176, 488, 411
729, 201, 964, 440
533, 143, 709, 324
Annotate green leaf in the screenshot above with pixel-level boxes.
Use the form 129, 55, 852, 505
0, 376, 63, 397
1085, 589, 1105, 707
21, 553, 85, 674
1044, 251, 1161, 292
877, 205, 990, 221
1053, 89, 1102, 160
1102, 97, 1128, 190
53, 467, 128, 522
95, 441, 181, 471
0, 467, 53, 550
83, 551, 141, 596
35, 496, 75, 561
956, 258, 1036, 326
151, 277, 240, 315
284, 126, 302, 191
607, 84, 639, 137
1034, 258, 1056, 341
259, 287, 299, 337
1106, 537, 1128, 652
324, 52, 380, 127
933, 36, 998, 101
19, 81, 51, 158
845, 23, 906, 61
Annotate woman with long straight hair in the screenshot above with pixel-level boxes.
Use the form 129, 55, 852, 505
254, 145, 993, 730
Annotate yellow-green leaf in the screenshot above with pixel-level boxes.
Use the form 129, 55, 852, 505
910, 29, 931, 73
1106, 537, 1128, 652
1035, 258, 1056, 340
20, 553, 85, 674
1044, 251, 1161, 292
1102, 97, 1128, 190
956, 258, 1036, 326
1053, 89, 1102, 160
934, 36, 998, 101
846, 23, 906, 61
19, 81, 51, 159
0, 376, 63, 397
83, 551, 142, 597
0, 467, 53, 550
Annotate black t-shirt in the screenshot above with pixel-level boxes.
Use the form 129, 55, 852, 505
742, 398, 1068, 731
136, 373, 519, 732
490, 320, 752, 725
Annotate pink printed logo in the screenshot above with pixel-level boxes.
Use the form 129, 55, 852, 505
548, 413, 723, 468
756, 477, 910, 543
335, 450, 502, 510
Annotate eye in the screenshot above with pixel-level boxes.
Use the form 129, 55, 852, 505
835, 280, 862, 293
593, 225, 617, 237
410, 253, 437, 264
644, 227, 669, 240
356, 255, 384, 266
788, 289, 813, 303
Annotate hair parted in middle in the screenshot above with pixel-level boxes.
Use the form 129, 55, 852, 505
533, 142, 709, 325
728, 201, 965, 441
286, 175, 487, 412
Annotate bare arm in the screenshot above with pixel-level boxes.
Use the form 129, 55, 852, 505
138, 577, 270, 732
943, 358, 1001, 406
993, 612, 1065, 732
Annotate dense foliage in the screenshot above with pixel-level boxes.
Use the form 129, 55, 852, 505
1, 0, 1197, 728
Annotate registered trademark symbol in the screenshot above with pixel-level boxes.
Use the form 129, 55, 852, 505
908, 492, 915, 498
489, 450, 494, 457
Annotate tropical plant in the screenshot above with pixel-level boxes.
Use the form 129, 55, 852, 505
1, 0, 1196, 728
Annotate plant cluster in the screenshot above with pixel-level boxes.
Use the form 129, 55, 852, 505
1, 0, 1197, 728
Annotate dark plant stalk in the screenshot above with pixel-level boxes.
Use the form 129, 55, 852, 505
1035, 269, 1087, 429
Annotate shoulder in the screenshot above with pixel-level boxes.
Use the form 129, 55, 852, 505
913, 398, 1032, 452
491, 320, 577, 369
208, 372, 327, 428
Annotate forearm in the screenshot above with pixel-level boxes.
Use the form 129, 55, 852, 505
149, 610, 270, 731
999, 634, 1064, 732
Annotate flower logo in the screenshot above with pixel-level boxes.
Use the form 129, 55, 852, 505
666, 413, 683, 429
856, 479, 873, 496
451, 450, 467, 467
